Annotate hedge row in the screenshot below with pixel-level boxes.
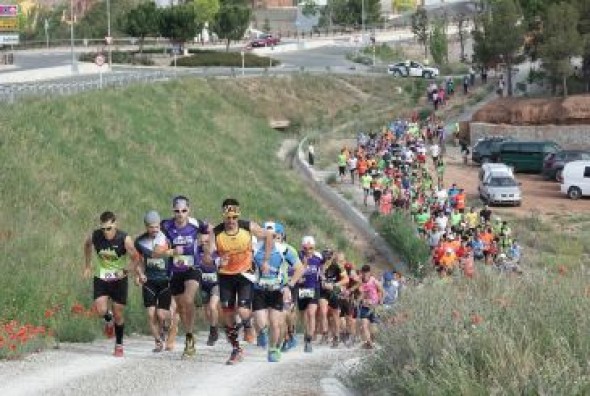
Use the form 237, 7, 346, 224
78, 51, 154, 66
173, 52, 280, 68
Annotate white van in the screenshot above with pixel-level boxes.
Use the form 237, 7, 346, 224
560, 160, 590, 199
479, 163, 514, 183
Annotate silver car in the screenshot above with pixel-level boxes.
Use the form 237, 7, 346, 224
479, 172, 522, 206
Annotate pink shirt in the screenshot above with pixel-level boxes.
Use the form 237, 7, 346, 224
360, 276, 380, 305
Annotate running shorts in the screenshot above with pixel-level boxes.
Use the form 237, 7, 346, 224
339, 299, 354, 317
219, 274, 252, 310
359, 306, 377, 323
339, 166, 346, 176
93, 276, 128, 305
200, 284, 220, 305
142, 279, 172, 310
319, 289, 340, 310
297, 287, 319, 311
170, 268, 201, 296
252, 289, 283, 312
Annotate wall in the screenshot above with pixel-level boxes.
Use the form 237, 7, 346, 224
470, 122, 590, 150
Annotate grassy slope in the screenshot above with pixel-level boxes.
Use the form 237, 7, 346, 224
0, 74, 414, 339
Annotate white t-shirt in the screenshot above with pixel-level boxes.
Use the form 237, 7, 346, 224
435, 215, 448, 230
430, 144, 440, 157
347, 157, 358, 171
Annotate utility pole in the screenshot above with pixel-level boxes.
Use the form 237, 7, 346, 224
70, 0, 78, 73
107, 0, 112, 68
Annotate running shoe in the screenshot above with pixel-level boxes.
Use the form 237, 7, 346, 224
153, 339, 164, 353
103, 320, 115, 339
206, 327, 219, 346
182, 335, 196, 359
243, 326, 256, 344
257, 328, 268, 348
304, 340, 313, 353
113, 344, 124, 357
267, 348, 281, 363
320, 333, 329, 345
226, 348, 244, 365
331, 336, 339, 349
362, 341, 374, 350
281, 340, 289, 353
287, 336, 298, 350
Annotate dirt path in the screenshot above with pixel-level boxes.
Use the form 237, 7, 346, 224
0, 333, 355, 396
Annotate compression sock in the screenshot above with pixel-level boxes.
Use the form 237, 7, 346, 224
225, 325, 240, 349
114, 323, 124, 345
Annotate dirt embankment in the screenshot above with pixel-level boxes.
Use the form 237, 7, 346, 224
472, 95, 590, 125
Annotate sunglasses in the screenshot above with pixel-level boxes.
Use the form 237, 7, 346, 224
225, 215, 239, 220
174, 209, 188, 214
101, 226, 114, 231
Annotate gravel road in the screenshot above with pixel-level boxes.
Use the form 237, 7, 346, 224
0, 332, 358, 396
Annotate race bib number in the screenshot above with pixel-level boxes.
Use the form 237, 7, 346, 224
99, 268, 124, 282
172, 255, 194, 270
258, 277, 281, 291
298, 288, 315, 299
146, 258, 166, 270
201, 272, 218, 283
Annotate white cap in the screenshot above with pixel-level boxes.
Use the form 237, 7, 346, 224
301, 235, 315, 247
263, 222, 276, 232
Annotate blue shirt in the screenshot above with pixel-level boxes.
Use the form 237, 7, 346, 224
253, 242, 299, 290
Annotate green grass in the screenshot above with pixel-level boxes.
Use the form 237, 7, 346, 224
0, 75, 401, 344
349, 210, 590, 394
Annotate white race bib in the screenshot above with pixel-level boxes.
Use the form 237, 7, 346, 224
258, 277, 281, 291
146, 258, 166, 270
99, 268, 124, 282
172, 255, 194, 270
201, 272, 218, 283
298, 288, 315, 299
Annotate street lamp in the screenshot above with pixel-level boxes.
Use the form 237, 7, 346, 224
361, 0, 365, 37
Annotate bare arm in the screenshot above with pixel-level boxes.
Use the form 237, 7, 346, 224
124, 236, 141, 273
250, 222, 273, 263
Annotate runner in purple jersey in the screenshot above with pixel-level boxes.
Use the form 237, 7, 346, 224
296, 235, 325, 353
160, 196, 211, 359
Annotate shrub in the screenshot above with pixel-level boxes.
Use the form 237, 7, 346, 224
173, 52, 279, 67
373, 212, 430, 278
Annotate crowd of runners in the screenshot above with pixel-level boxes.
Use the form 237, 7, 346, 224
83, 197, 404, 364
337, 116, 524, 277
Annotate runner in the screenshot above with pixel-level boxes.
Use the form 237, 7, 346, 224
83, 211, 139, 357
277, 226, 301, 353
161, 196, 210, 359
252, 221, 304, 362
199, 247, 221, 346
358, 265, 383, 349
134, 211, 172, 353
318, 251, 349, 348
297, 235, 324, 353
206, 198, 273, 365
339, 262, 360, 347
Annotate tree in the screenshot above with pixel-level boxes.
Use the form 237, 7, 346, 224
411, 7, 429, 60
472, 0, 524, 96
158, 4, 199, 47
430, 19, 448, 65
121, 2, 159, 53
455, 12, 468, 62
192, 0, 220, 28
319, 0, 381, 28
211, 0, 250, 52
539, 2, 583, 96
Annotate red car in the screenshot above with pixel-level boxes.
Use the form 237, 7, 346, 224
250, 34, 280, 47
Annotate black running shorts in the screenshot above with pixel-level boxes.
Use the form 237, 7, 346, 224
219, 274, 252, 310
252, 289, 283, 312
93, 276, 128, 305
142, 279, 172, 309
170, 268, 200, 296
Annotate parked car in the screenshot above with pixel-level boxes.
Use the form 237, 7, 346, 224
479, 169, 522, 206
250, 34, 280, 47
387, 60, 439, 79
471, 136, 513, 164
542, 150, 590, 181
479, 163, 514, 183
497, 140, 561, 173
560, 160, 590, 200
